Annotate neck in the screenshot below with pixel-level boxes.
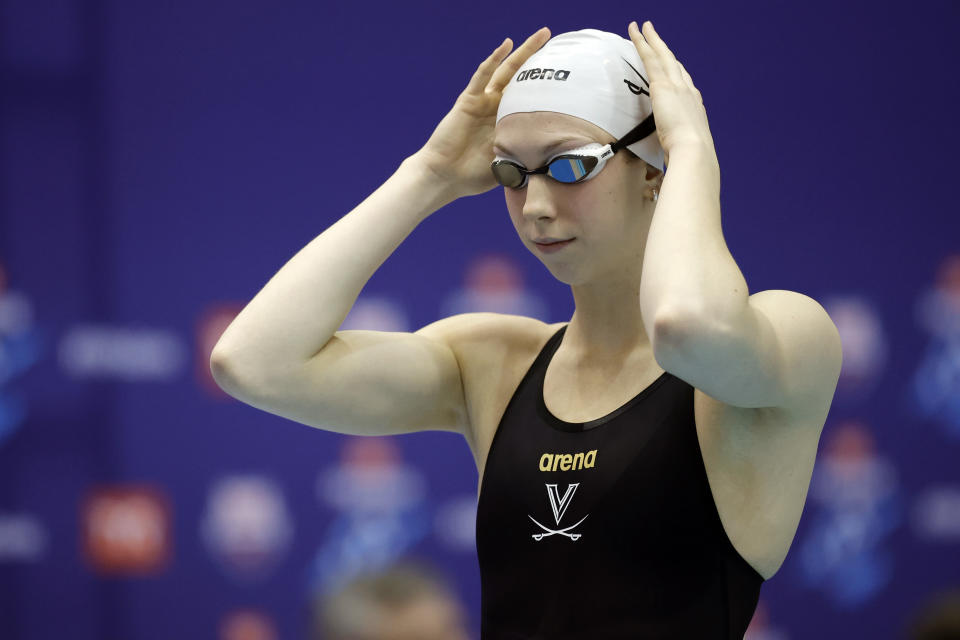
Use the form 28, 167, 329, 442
564, 273, 652, 364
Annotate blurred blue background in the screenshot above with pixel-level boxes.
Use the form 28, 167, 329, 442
1, 0, 957, 638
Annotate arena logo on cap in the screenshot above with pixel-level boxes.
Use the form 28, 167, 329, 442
516, 68, 571, 82
622, 59, 651, 97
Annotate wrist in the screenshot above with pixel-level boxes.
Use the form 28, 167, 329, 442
399, 154, 460, 214
663, 142, 721, 191
666, 141, 719, 170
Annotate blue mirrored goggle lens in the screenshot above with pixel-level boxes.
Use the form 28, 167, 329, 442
491, 154, 601, 188
548, 156, 593, 182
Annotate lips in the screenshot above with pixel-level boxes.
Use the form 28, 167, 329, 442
533, 238, 575, 253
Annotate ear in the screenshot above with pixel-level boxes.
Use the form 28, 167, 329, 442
645, 163, 664, 188
635, 161, 663, 201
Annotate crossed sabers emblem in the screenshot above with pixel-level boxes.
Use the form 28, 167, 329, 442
528, 483, 589, 542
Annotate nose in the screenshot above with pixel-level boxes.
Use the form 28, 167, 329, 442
520, 173, 558, 222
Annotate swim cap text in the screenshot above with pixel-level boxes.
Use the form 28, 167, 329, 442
516, 68, 571, 82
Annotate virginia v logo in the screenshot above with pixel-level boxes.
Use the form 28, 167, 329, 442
528, 483, 589, 542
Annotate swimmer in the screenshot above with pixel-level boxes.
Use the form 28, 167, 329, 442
211, 20, 842, 639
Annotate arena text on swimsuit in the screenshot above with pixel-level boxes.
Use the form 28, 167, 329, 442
538, 450, 598, 472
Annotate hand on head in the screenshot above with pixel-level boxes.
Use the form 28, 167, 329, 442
412, 27, 552, 200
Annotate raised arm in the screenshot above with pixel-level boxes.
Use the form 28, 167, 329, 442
630, 21, 841, 411
209, 28, 552, 437
209, 156, 471, 435
210, 156, 452, 381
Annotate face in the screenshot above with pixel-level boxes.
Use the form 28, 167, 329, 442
493, 111, 659, 286
377, 595, 470, 640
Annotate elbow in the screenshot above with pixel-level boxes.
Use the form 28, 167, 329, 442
650, 308, 704, 369
209, 347, 293, 404
209, 347, 264, 398
209, 349, 242, 395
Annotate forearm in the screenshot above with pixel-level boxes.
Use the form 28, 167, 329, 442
212, 154, 455, 371
639, 143, 749, 342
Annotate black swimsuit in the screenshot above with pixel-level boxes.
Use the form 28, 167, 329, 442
476, 325, 764, 639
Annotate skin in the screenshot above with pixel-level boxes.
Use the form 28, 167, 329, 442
493, 110, 665, 367
373, 595, 471, 640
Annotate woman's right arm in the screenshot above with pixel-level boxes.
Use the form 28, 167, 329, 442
209, 155, 470, 435
209, 27, 551, 438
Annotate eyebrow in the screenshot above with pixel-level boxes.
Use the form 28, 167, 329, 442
492, 136, 590, 158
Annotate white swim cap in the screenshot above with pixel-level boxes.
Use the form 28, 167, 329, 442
496, 28, 664, 172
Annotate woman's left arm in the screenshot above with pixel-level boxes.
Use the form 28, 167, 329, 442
631, 20, 842, 412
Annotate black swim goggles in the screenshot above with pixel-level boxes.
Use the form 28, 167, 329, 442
490, 112, 657, 188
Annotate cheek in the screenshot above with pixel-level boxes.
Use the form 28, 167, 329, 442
504, 189, 524, 226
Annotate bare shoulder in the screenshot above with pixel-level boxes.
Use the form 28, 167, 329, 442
416, 312, 563, 361
416, 312, 565, 464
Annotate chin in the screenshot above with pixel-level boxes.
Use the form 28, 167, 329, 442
538, 260, 588, 287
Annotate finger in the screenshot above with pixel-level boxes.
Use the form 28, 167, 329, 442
640, 21, 685, 85
628, 20, 653, 57
464, 38, 515, 96
642, 21, 678, 63
488, 26, 551, 93
628, 21, 666, 81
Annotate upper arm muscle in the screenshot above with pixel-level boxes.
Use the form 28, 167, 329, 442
214, 315, 480, 437
653, 289, 842, 412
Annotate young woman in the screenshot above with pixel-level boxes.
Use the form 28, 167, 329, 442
211, 21, 842, 639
